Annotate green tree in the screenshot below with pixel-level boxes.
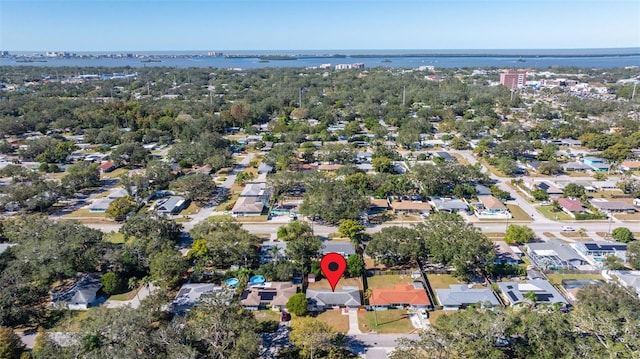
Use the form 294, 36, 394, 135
531, 188, 549, 201
111, 142, 149, 168
188, 219, 260, 269
277, 221, 314, 241
346, 254, 365, 278
562, 183, 586, 199
171, 173, 216, 202
0, 326, 25, 359
61, 161, 100, 191
105, 196, 136, 221
504, 224, 535, 245
286, 293, 308, 316
289, 317, 337, 359
627, 241, 640, 269
372, 156, 394, 173
611, 227, 634, 243
149, 249, 188, 289
365, 226, 423, 267
538, 160, 562, 175
100, 272, 121, 296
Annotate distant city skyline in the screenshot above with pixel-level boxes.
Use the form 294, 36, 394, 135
1, 0, 638, 52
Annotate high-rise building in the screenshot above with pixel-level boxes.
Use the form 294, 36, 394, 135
500, 70, 527, 89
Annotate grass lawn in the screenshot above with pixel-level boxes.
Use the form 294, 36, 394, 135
545, 273, 605, 286
63, 208, 109, 219
104, 232, 125, 244
479, 159, 507, 178
316, 310, 350, 333
45, 310, 92, 332
234, 215, 269, 223
108, 287, 140, 301
308, 277, 362, 291
215, 194, 239, 211
614, 213, 640, 221
366, 274, 417, 290
506, 204, 532, 221
358, 309, 415, 334
426, 274, 461, 290
181, 201, 201, 215
207, 215, 234, 222
537, 206, 573, 221
427, 310, 454, 325
253, 310, 282, 322
484, 232, 506, 239
451, 153, 470, 165
100, 168, 128, 180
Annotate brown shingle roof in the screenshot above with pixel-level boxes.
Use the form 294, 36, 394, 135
477, 195, 507, 210
371, 283, 431, 306
556, 197, 587, 212
390, 200, 432, 211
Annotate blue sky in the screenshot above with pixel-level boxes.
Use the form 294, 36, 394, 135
1, 0, 638, 51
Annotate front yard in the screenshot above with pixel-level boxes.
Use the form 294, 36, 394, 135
315, 310, 349, 333
358, 309, 416, 334
537, 206, 573, 221
307, 277, 363, 291
506, 204, 532, 221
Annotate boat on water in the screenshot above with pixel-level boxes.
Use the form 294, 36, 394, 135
517, 58, 527, 62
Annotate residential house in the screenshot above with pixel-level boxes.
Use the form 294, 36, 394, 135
107, 188, 129, 199
555, 197, 589, 218
232, 182, 272, 217
98, 161, 117, 173
431, 198, 469, 214
155, 196, 188, 215
433, 152, 456, 162
318, 164, 344, 172
240, 282, 297, 311
525, 240, 588, 270
575, 242, 628, 264
257, 163, 274, 174
498, 279, 569, 306
306, 286, 362, 311
369, 198, 390, 213
582, 157, 610, 172
389, 199, 432, 215
589, 200, 636, 214
172, 283, 230, 314
603, 270, 640, 297
493, 241, 522, 265
620, 160, 640, 172
475, 184, 492, 196
535, 181, 564, 196
435, 285, 500, 310
475, 195, 511, 219
260, 241, 287, 264
591, 181, 619, 191
321, 242, 356, 258
562, 161, 591, 172
50, 274, 102, 310
370, 282, 431, 310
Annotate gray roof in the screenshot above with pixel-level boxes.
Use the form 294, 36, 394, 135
525, 240, 586, 268
50, 274, 102, 307
241, 183, 267, 197
562, 162, 591, 170
498, 280, 568, 305
156, 196, 186, 213
321, 242, 356, 257
435, 285, 500, 307
172, 284, 230, 313
609, 270, 640, 294
231, 196, 264, 214
88, 198, 113, 210
589, 200, 636, 211
257, 163, 274, 174
306, 287, 361, 307
475, 184, 492, 196
431, 198, 469, 212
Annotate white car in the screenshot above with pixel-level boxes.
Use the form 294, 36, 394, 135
561, 226, 575, 232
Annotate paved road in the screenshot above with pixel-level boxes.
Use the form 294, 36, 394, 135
346, 334, 420, 359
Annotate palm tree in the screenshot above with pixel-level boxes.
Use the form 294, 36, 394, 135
269, 245, 281, 261
128, 277, 140, 301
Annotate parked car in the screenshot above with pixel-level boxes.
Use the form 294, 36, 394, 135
561, 226, 575, 232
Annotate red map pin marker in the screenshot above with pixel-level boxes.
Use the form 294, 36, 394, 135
320, 252, 347, 292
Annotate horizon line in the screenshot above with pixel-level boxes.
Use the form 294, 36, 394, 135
6, 47, 640, 53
